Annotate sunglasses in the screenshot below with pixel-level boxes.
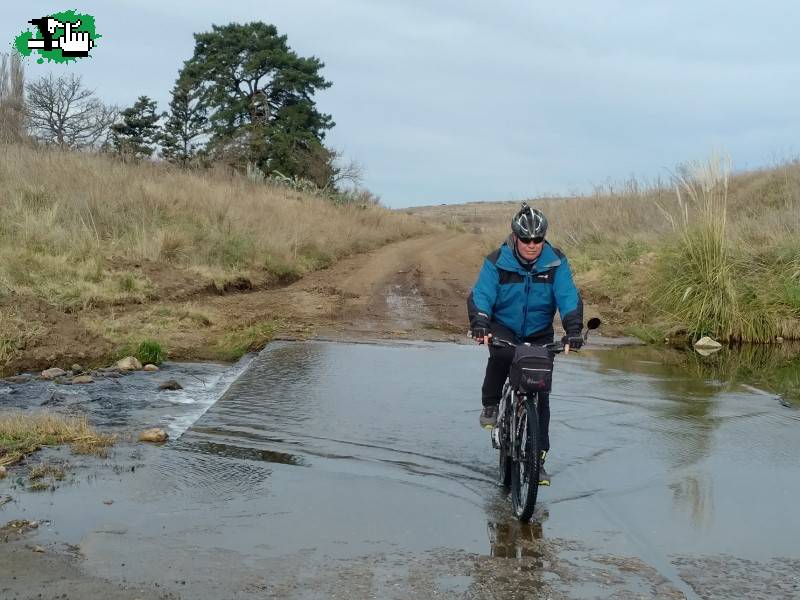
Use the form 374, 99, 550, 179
518, 236, 544, 245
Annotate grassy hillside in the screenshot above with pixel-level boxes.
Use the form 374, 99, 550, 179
0, 143, 432, 371
407, 157, 800, 343
0, 144, 429, 309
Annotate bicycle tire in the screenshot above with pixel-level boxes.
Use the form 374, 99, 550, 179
497, 398, 512, 488
510, 395, 541, 522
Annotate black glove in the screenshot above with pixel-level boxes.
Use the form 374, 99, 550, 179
561, 334, 583, 350
472, 326, 490, 341
469, 313, 490, 338
470, 314, 490, 341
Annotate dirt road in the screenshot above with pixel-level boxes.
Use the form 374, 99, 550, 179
257, 231, 485, 340
4, 231, 613, 376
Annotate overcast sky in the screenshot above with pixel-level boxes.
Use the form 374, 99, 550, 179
4, 1, 800, 207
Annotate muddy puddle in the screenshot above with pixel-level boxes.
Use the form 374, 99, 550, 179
2, 340, 799, 599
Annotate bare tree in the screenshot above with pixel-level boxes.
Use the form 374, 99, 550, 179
26, 73, 116, 149
329, 149, 363, 190
0, 52, 26, 143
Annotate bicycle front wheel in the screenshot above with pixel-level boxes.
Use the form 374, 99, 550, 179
497, 401, 512, 488
510, 396, 541, 522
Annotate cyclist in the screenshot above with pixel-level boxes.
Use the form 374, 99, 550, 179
467, 203, 584, 486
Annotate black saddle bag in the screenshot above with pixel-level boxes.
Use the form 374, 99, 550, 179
509, 345, 554, 394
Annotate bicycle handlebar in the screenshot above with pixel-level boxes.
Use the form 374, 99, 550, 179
488, 337, 566, 354
470, 317, 601, 354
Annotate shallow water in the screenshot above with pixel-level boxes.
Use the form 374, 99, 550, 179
2, 340, 799, 598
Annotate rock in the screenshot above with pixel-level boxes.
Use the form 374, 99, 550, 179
71, 363, 84, 373
158, 379, 182, 391
72, 375, 94, 384
33, 545, 45, 553
776, 337, 784, 344
41, 367, 67, 379
102, 499, 114, 505
116, 356, 143, 371
138, 428, 168, 443
694, 336, 722, 350
0, 466, 7, 479
4, 375, 31, 384
694, 336, 723, 356
694, 337, 722, 356
143, 364, 160, 372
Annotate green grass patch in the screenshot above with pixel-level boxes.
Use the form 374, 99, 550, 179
215, 320, 279, 361
263, 254, 302, 283
600, 263, 633, 297
299, 245, 335, 270
136, 339, 166, 365
610, 239, 649, 262
783, 279, 800, 310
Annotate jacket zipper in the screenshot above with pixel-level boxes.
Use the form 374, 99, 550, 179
521, 271, 531, 338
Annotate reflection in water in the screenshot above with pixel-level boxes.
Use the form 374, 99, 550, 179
589, 342, 799, 532
487, 517, 546, 559
595, 343, 800, 405
592, 346, 721, 470
669, 474, 714, 529
190, 440, 305, 466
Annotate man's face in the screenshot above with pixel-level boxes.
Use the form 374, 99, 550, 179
515, 235, 544, 261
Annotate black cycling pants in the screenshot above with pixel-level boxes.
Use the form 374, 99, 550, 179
481, 321, 553, 452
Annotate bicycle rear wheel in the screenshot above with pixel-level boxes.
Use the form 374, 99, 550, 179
510, 396, 541, 522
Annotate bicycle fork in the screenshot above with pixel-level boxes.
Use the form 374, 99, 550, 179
491, 384, 512, 449
511, 392, 536, 463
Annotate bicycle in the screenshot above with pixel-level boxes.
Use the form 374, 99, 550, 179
488, 317, 601, 522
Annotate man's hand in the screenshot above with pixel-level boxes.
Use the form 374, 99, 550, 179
470, 313, 492, 345
561, 334, 583, 354
472, 327, 492, 345
59, 20, 93, 54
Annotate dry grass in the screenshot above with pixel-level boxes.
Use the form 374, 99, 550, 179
0, 411, 115, 466
0, 307, 44, 370
407, 157, 800, 342
0, 143, 431, 310
28, 462, 65, 481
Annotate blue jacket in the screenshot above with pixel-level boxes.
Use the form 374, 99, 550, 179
467, 239, 583, 340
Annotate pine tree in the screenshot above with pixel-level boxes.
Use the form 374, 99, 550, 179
179, 22, 334, 185
111, 95, 161, 159
160, 79, 207, 165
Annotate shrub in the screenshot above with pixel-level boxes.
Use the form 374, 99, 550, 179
651, 157, 791, 342
136, 339, 166, 365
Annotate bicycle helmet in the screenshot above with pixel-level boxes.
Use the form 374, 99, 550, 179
511, 203, 548, 241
